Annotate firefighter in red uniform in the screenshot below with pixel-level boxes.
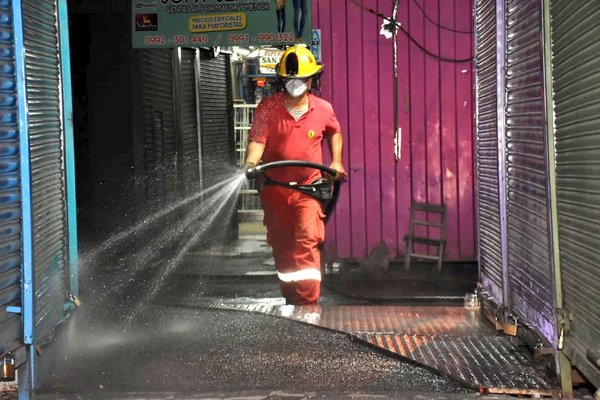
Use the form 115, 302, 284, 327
244, 45, 347, 305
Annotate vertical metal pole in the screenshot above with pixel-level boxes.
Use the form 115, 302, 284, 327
172, 47, 184, 194
541, 0, 570, 396
392, 0, 400, 160
17, 347, 33, 400
194, 49, 204, 194
473, 0, 481, 284
542, 0, 562, 326
57, 0, 78, 299
496, 0, 510, 308
13, 0, 34, 396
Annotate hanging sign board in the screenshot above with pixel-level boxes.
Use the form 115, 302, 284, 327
132, 0, 311, 49
259, 49, 284, 74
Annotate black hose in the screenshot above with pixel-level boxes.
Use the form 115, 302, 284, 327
323, 180, 341, 222
244, 160, 342, 222
245, 160, 337, 179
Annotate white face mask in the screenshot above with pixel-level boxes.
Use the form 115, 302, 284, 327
285, 78, 308, 97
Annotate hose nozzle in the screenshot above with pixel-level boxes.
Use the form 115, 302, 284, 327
244, 165, 262, 180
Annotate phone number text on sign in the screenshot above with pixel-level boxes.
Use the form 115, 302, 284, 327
143, 32, 294, 46
223, 31, 296, 44
228, 32, 295, 44
256, 32, 295, 43
143, 34, 210, 46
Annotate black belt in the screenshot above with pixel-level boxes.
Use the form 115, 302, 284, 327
263, 176, 333, 207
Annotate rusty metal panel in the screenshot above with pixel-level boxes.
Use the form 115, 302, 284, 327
356, 333, 556, 391
475, 0, 504, 304
551, 0, 600, 387
211, 303, 558, 392
504, 0, 556, 345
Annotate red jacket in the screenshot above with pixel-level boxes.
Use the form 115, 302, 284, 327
248, 92, 341, 184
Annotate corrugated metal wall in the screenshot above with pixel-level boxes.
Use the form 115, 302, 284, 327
504, 0, 556, 345
197, 50, 235, 188
0, 0, 24, 355
475, 0, 504, 303
551, 0, 600, 387
140, 50, 235, 193
141, 49, 177, 206
197, 50, 236, 242
22, 0, 69, 341
139, 49, 235, 239
177, 49, 200, 192
314, 0, 476, 262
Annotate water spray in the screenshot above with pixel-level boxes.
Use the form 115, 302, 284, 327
244, 160, 342, 221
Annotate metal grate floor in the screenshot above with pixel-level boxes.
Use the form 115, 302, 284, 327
209, 303, 560, 395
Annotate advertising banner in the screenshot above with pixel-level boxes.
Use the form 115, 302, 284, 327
132, 0, 311, 49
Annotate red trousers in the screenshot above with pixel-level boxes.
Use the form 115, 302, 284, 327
260, 185, 325, 305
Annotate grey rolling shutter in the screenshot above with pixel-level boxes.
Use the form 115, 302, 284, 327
141, 49, 177, 205
178, 49, 199, 191
475, 0, 504, 303
198, 50, 235, 186
504, 0, 556, 344
197, 50, 236, 241
0, 0, 24, 354
551, 0, 600, 387
22, 0, 69, 339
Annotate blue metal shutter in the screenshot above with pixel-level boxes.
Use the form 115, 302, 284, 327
475, 0, 504, 304
551, 0, 600, 387
504, 0, 556, 345
0, 0, 24, 354
22, 0, 69, 340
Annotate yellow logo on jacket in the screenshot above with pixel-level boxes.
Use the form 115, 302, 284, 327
307, 130, 315, 139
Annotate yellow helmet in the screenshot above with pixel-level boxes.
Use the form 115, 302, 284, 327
276, 45, 323, 78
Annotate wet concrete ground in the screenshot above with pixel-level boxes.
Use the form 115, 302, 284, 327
36, 301, 474, 398
29, 235, 574, 399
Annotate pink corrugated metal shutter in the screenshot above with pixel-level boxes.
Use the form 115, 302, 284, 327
314, 0, 476, 262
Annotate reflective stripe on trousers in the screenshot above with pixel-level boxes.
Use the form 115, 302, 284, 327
277, 268, 321, 282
